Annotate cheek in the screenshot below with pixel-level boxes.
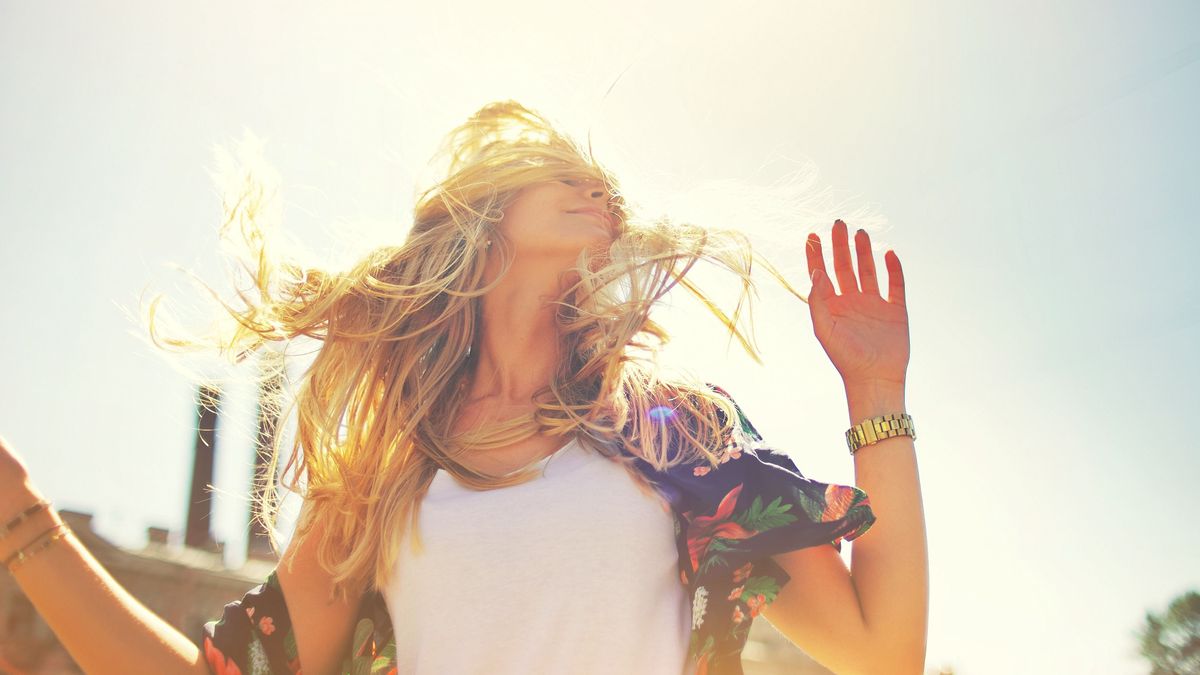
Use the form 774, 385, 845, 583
501, 195, 559, 241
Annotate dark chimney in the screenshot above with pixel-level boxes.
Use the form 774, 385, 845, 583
247, 350, 285, 562
184, 383, 221, 553
147, 526, 170, 545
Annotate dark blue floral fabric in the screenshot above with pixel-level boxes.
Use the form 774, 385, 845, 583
201, 384, 876, 675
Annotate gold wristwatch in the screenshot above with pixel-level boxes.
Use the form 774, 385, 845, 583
846, 412, 916, 455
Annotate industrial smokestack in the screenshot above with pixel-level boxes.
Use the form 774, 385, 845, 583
184, 383, 221, 553
247, 349, 285, 562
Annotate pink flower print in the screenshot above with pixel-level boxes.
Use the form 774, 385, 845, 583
732, 605, 746, 624
732, 562, 753, 584
693, 465, 712, 477
258, 615, 275, 636
718, 438, 744, 465
727, 585, 744, 601
747, 593, 767, 617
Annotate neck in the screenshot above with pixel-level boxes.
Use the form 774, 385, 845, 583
465, 252, 579, 406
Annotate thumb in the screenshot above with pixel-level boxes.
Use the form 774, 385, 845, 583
808, 268, 834, 338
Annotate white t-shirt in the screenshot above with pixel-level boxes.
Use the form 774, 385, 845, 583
381, 435, 694, 674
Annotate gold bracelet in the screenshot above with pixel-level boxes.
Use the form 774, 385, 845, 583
0, 499, 51, 539
846, 412, 916, 455
3, 523, 71, 572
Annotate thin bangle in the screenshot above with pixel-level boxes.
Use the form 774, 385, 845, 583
0, 499, 52, 539
3, 522, 71, 572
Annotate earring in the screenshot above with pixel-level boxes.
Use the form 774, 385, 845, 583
486, 239, 492, 248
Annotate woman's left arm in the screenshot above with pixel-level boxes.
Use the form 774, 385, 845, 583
807, 218, 928, 668
843, 379, 928, 669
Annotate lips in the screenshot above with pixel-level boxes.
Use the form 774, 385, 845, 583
569, 208, 615, 228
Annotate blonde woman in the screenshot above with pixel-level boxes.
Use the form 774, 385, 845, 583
0, 101, 927, 675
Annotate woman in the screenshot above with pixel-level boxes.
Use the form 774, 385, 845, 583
0, 101, 927, 675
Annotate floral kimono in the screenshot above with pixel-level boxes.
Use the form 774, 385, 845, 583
201, 384, 876, 675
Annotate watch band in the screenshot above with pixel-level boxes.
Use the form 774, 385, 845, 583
846, 412, 916, 455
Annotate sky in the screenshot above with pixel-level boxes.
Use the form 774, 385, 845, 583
1, 2, 1198, 673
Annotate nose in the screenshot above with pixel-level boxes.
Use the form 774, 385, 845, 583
576, 178, 609, 202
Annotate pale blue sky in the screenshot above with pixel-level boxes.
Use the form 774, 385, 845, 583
1, 2, 1197, 673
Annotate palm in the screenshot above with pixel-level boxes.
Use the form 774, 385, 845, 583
804, 220, 910, 387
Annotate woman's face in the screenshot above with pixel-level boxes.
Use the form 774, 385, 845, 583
495, 177, 617, 258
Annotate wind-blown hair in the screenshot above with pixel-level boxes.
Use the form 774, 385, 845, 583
142, 100, 808, 603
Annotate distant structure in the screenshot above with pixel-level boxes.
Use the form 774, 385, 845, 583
0, 349, 836, 674
0, 352, 284, 674
247, 348, 287, 563
184, 382, 222, 555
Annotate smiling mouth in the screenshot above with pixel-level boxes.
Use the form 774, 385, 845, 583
571, 210, 613, 228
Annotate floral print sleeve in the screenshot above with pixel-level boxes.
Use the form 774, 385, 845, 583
200, 568, 398, 675
637, 383, 877, 675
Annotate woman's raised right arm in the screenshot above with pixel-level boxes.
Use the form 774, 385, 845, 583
0, 436, 210, 675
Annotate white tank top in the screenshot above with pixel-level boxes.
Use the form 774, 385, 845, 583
381, 435, 694, 675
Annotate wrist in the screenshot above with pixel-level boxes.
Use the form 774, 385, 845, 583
0, 480, 45, 518
0, 484, 59, 561
844, 379, 907, 424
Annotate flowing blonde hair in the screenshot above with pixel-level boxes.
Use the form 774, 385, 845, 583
142, 100, 809, 603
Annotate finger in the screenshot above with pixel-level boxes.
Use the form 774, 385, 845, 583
809, 267, 837, 338
805, 233, 835, 304
806, 233, 835, 336
831, 219, 859, 295
805, 235, 836, 337
854, 228, 881, 296
885, 250, 906, 305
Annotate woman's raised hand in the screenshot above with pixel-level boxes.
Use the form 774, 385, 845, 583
804, 219, 910, 389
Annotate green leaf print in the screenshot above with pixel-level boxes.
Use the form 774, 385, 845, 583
351, 657, 372, 675
727, 398, 761, 442
742, 575, 782, 604
699, 538, 736, 575
790, 483, 828, 522
339, 618, 380, 675
700, 495, 801, 575
373, 652, 396, 672
283, 627, 299, 662
352, 619, 374, 653
733, 495, 799, 532
689, 633, 717, 663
